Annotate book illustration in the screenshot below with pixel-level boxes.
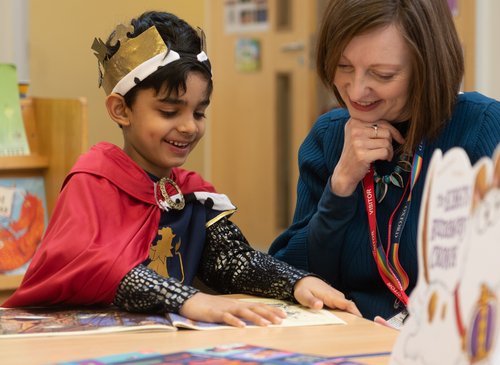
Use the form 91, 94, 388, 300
0, 307, 176, 337
0, 63, 30, 156
239, 298, 346, 326
390, 146, 500, 365
0, 177, 48, 275
0, 298, 345, 338
49, 343, 374, 365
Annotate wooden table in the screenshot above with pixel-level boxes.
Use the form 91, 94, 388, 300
0, 309, 398, 365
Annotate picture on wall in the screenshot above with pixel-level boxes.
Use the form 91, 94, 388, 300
448, 0, 459, 16
235, 38, 261, 72
224, 0, 269, 34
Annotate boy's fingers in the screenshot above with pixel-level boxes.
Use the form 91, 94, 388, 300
247, 305, 284, 324
299, 290, 326, 310
221, 312, 246, 328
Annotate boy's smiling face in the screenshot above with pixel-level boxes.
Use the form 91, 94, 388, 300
121, 72, 210, 178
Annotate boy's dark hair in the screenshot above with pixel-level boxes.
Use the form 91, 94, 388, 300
105, 11, 213, 107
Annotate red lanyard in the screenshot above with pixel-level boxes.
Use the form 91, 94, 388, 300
361, 145, 424, 307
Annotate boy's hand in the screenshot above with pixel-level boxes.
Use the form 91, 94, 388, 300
179, 292, 287, 327
293, 276, 362, 317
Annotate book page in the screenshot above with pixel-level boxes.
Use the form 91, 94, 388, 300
239, 298, 346, 326
168, 313, 235, 330
169, 298, 346, 330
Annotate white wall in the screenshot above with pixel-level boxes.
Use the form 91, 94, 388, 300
476, 0, 500, 99
0, 0, 29, 82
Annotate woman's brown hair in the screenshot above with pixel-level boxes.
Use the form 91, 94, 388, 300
316, 0, 464, 154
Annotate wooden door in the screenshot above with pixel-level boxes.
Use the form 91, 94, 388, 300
451, 0, 476, 91
207, 0, 321, 251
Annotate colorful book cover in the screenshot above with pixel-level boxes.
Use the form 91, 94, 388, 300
0, 63, 30, 156
0, 306, 176, 337
50, 352, 160, 365
49, 343, 375, 365
0, 177, 48, 275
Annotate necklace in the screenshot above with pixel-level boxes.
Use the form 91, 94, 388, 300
373, 154, 412, 203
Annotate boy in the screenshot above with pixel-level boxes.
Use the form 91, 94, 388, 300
3, 11, 359, 326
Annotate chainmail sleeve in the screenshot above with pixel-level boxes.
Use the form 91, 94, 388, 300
113, 264, 199, 314
198, 216, 309, 301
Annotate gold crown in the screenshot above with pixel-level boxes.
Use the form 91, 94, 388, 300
91, 25, 168, 95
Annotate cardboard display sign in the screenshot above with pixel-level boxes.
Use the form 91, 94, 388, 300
391, 145, 500, 365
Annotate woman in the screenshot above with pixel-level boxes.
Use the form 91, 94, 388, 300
269, 0, 500, 321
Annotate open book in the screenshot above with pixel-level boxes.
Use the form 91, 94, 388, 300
0, 298, 345, 338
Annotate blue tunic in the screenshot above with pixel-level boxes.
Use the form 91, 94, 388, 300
142, 175, 228, 286
269, 92, 500, 320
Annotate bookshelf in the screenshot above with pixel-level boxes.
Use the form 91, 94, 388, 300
0, 97, 88, 294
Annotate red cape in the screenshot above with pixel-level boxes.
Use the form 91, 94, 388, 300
3, 142, 215, 307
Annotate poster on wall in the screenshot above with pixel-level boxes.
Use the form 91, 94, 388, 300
448, 0, 459, 16
224, 0, 269, 34
235, 38, 261, 72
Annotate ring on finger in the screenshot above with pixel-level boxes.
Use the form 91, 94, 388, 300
371, 123, 379, 138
